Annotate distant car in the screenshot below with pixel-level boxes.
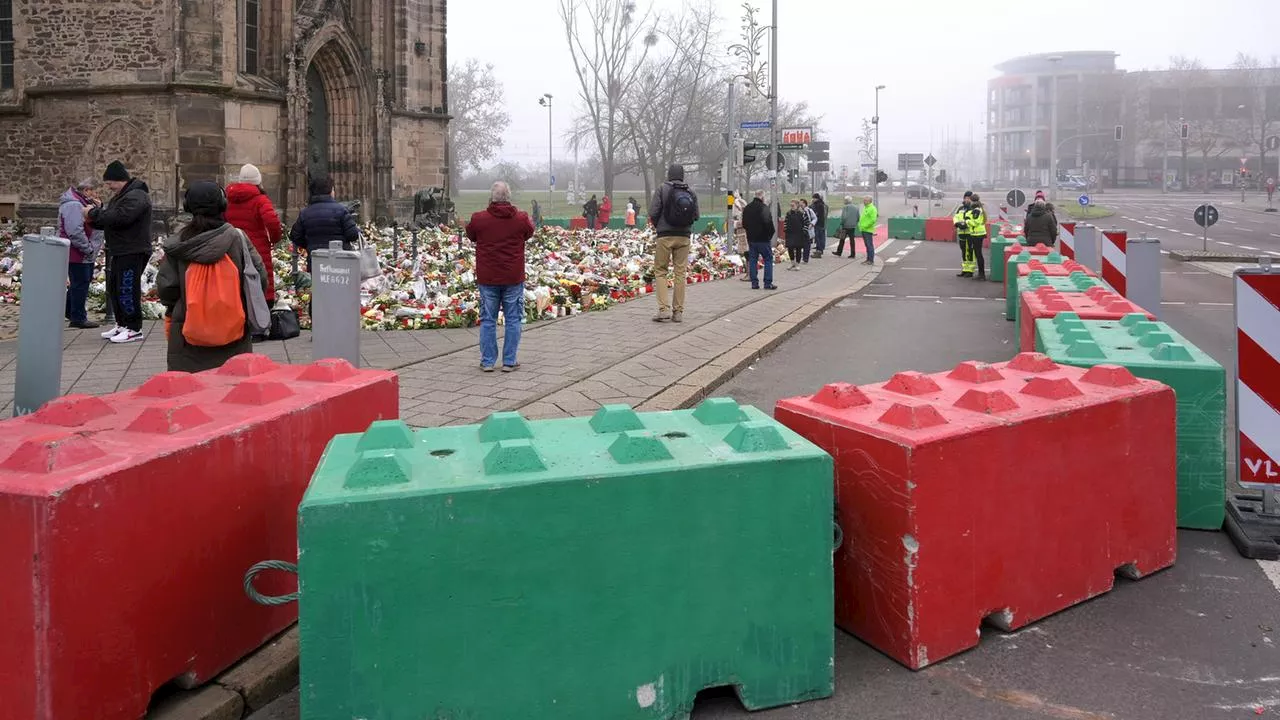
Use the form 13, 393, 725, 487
972, 180, 994, 191
1057, 177, 1087, 191
905, 185, 944, 199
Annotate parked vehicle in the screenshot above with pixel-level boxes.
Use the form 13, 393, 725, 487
905, 185, 944, 199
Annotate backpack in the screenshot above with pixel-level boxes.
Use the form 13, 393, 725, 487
664, 184, 698, 228
182, 255, 247, 347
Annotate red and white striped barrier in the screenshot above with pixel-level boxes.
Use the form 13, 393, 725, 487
1059, 222, 1077, 259
1236, 269, 1280, 487
1101, 229, 1128, 296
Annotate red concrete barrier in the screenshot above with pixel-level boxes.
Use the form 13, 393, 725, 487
1016, 258, 1096, 281
775, 355, 1176, 669
0, 355, 399, 720
1019, 287, 1156, 351
924, 217, 955, 242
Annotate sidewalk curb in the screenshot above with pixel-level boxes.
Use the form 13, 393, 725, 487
146, 627, 299, 720
637, 269, 881, 413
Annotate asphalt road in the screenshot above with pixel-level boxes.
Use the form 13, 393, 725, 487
705, 238, 1280, 720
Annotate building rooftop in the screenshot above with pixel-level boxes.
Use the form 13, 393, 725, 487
994, 51, 1120, 75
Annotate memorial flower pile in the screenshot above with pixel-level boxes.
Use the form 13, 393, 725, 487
0, 222, 753, 332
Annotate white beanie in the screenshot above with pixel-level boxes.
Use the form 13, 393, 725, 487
239, 163, 263, 186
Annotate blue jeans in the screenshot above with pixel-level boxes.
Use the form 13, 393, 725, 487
66, 262, 93, 324
479, 283, 524, 368
814, 225, 827, 253
747, 241, 773, 287
862, 232, 875, 263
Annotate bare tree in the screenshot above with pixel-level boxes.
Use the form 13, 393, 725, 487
1167, 56, 1209, 189
1229, 53, 1280, 181
446, 58, 511, 195
560, 0, 658, 197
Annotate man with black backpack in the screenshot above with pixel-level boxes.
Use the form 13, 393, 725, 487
648, 164, 700, 323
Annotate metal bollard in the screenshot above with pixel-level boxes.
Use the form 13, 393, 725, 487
411, 228, 419, 260
1074, 224, 1101, 274
1126, 234, 1163, 318
13, 233, 71, 416
309, 240, 361, 367
392, 221, 399, 264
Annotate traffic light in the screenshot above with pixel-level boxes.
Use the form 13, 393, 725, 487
1114, 124, 1124, 142
937, 169, 947, 184
1180, 122, 1190, 140
738, 140, 764, 165
875, 170, 889, 184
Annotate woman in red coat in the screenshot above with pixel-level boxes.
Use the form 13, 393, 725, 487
598, 195, 613, 229
225, 164, 283, 304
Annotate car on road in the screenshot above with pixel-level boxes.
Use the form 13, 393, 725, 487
905, 185, 944, 199
1057, 176, 1087, 191
972, 180, 994, 191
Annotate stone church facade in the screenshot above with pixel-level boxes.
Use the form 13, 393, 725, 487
0, 0, 449, 223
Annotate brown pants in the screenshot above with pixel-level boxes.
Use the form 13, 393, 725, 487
654, 234, 691, 314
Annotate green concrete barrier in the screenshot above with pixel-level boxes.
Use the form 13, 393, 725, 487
298, 399, 836, 719
1014, 271, 1106, 325
888, 217, 926, 240
989, 237, 1015, 283
1034, 315, 1226, 530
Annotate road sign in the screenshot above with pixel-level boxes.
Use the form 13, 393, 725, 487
924, 154, 937, 167
781, 127, 812, 144
810, 162, 831, 173
1194, 204, 1219, 228
740, 121, 771, 130
897, 153, 924, 172
779, 143, 805, 150
1078, 194, 1091, 207
860, 163, 876, 169
1089, 174, 1098, 184
765, 152, 786, 171
1267, 135, 1280, 152
1006, 189, 1026, 207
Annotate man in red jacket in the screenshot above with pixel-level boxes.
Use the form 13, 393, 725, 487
466, 181, 535, 372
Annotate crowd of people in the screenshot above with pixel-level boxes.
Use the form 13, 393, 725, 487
950, 188, 1059, 280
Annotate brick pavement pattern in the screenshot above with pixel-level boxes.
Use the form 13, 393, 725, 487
0, 251, 888, 422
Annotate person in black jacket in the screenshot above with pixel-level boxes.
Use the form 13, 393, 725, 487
784, 200, 809, 271
290, 176, 361, 272
87, 160, 154, 344
740, 190, 777, 290
810, 193, 828, 258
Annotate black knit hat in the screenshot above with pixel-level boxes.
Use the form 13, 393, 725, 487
103, 160, 129, 182
183, 181, 228, 218
963, 190, 973, 199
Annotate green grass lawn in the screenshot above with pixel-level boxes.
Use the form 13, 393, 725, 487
1059, 204, 1115, 220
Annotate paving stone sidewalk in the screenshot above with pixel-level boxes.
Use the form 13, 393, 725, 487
0, 248, 890, 421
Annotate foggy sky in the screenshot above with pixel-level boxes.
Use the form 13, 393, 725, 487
450, 0, 1280, 174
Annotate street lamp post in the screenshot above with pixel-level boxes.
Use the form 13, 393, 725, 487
1046, 55, 1063, 202
539, 94, 553, 209
874, 84, 885, 208
769, 0, 779, 223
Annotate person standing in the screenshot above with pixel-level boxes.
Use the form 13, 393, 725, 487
800, 199, 816, 263
741, 190, 777, 290
649, 164, 700, 323
835, 196, 860, 259
625, 200, 636, 228
466, 181, 535, 372
530, 199, 542, 228
784, 200, 809, 270
958, 194, 988, 279
60, 180, 105, 329
583, 195, 599, 231
225, 164, 282, 312
87, 160, 153, 344
1023, 194, 1059, 247
810, 193, 828, 258
155, 181, 268, 373
599, 195, 613, 228
953, 191, 975, 276
858, 196, 878, 266
289, 176, 361, 272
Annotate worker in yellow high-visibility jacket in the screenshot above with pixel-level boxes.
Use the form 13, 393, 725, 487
956, 193, 988, 280
952, 191, 974, 276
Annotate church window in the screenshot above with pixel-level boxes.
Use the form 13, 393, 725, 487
0, 0, 14, 90
242, 0, 260, 75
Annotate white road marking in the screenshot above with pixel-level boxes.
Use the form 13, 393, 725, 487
1224, 219, 1238, 224
1184, 271, 1210, 275
1270, 233, 1280, 239
1218, 241, 1235, 246
1240, 245, 1260, 250
1199, 302, 1233, 307
1161, 301, 1187, 306
950, 296, 984, 301
886, 257, 901, 264
1260, 560, 1280, 597
902, 266, 929, 270
1181, 232, 1196, 237
1156, 226, 1169, 230
864, 293, 896, 298
1161, 250, 1171, 255
895, 250, 910, 255
1269, 251, 1280, 257
906, 295, 941, 300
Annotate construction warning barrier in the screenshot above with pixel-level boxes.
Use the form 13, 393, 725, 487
297, 399, 835, 719
989, 236, 1016, 283
1036, 314, 1226, 530
1022, 269, 1106, 295
1018, 288, 1155, 352
1004, 252, 1096, 320
1058, 221, 1077, 259
1226, 267, 1280, 559
774, 355, 1177, 670
924, 217, 955, 242
888, 216, 926, 240
0, 355, 399, 720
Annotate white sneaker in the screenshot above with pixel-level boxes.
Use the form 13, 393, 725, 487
110, 329, 144, 344
100, 325, 123, 339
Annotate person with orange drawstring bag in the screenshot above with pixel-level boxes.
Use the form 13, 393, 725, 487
156, 181, 271, 372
